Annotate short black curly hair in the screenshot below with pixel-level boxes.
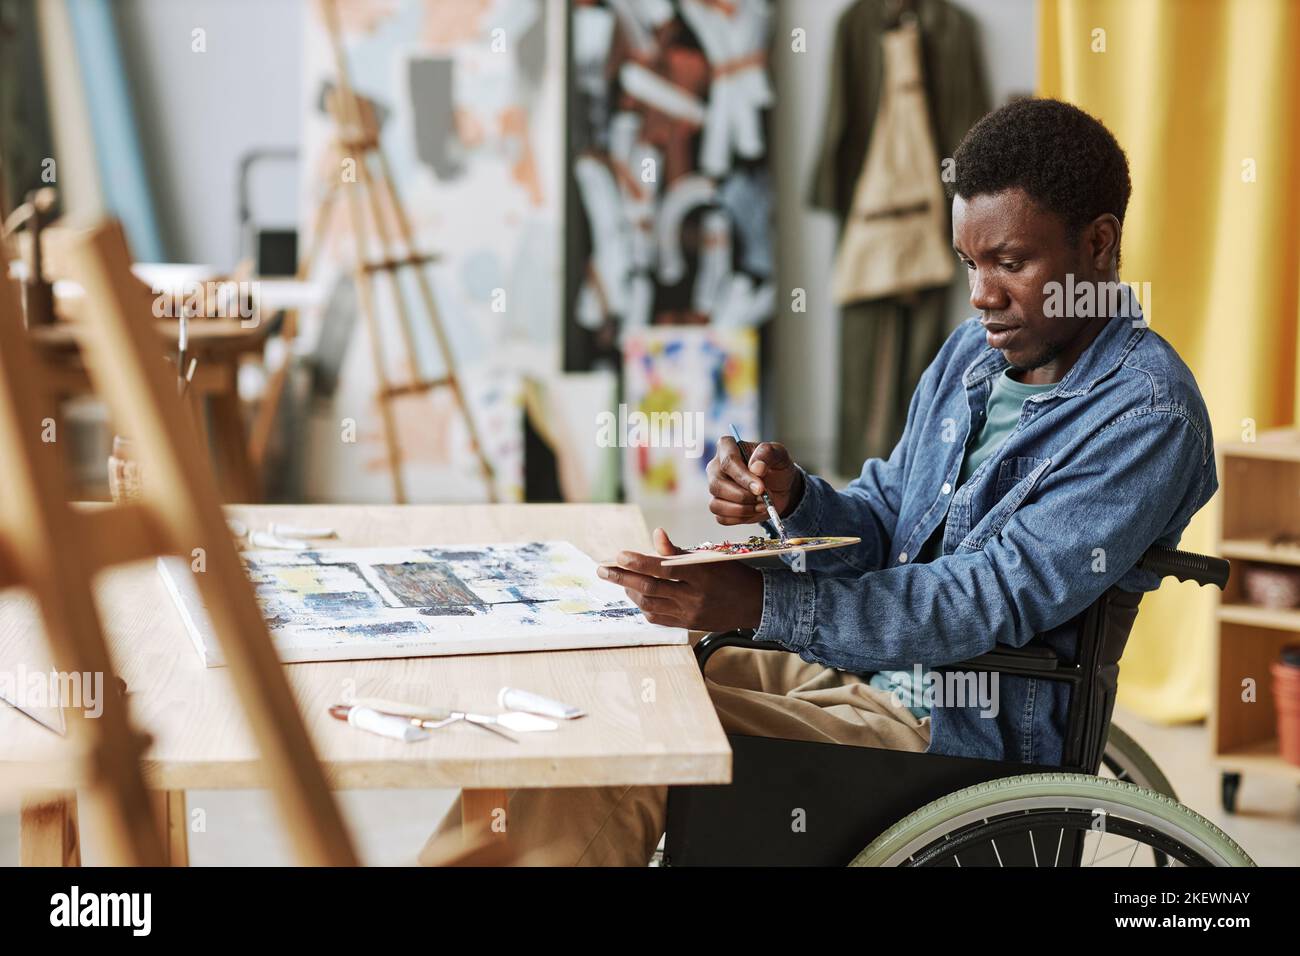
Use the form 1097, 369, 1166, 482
952, 98, 1131, 250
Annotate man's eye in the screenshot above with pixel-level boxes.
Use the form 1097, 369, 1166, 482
1001, 260, 1024, 272
961, 259, 975, 270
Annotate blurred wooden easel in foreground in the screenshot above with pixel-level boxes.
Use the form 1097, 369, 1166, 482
0, 220, 357, 865
1, 219, 512, 866
293, 0, 497, 503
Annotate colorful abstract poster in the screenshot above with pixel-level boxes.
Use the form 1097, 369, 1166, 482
300, 0, 566, 502
620, 326, 758, 504
158, 541, 686, 667
566, 0, 775, 370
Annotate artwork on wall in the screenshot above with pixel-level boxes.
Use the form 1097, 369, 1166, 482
566, 0, 774, 364
159, 540, 686, 667
621, 325, 758, 504
563, 0, 774, 503
300, 0, 566, 503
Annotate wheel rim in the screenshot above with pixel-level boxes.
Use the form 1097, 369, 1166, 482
855, 775, 1254, 868
903, 809, 1209, 867
873, 794, 1236, 866
1100, 729, 1176, 867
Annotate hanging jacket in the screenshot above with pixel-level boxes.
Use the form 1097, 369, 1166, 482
831, 19, 953, 304
809, 0, 991, 229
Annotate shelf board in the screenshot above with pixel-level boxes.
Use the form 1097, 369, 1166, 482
1213, 739, 1300, 779
1219, 429, 1300, 461
1220, 538, 1300, 567
1217, 603, 1300, 631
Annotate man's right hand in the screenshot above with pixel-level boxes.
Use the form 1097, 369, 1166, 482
706, 437, 803, 526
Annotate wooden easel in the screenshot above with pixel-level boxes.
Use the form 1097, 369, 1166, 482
0, 220, 358, 865
292, 0, 497, 504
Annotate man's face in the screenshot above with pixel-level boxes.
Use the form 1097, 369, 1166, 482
952, 187, 1097, 371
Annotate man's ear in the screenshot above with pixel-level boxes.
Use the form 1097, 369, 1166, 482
1085, 213, 1122, 272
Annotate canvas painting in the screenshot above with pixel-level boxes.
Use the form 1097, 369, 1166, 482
565, 0, 775, 369
301, 0, 566, 503
159, 540, 685, 667
621, 325, 758, 504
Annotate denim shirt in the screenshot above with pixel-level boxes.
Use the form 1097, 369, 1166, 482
754, 296, 1217, 765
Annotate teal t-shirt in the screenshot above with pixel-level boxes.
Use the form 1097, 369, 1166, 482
871, 368, 1055, 717
919, 368, 1055, 562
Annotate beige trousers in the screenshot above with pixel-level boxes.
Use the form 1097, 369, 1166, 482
418, 646, 931, 867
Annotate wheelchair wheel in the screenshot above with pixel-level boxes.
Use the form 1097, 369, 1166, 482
1102, 724, 1177, 798
1099, 725, 1178, 867
851, 773, 1255, 867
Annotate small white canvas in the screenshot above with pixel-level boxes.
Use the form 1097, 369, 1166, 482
158, 540, 687, 668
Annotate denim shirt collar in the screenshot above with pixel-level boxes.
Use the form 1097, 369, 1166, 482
961, 283, 1147, 399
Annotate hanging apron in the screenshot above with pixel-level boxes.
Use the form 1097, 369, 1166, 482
831, 20, 954, 306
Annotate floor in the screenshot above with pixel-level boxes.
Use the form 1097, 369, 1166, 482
1, 705, 1296, 866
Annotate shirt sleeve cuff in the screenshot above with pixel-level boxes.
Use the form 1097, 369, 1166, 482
763, 465, 822, 539
785, 465, 823, 533
753, 567, 816, 650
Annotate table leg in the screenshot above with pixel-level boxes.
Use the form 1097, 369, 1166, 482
20, 791, 81, 866
461, 788, 509, 844
208, 387, 260, 503
150, 790, 190, 866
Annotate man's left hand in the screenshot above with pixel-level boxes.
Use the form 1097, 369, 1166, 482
597, 528, 765, 632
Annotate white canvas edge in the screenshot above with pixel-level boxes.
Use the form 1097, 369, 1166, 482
157, 556, 224, 669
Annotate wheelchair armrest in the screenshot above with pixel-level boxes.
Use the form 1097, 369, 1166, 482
953, 644, 1060, 674
694, 629, 791, 673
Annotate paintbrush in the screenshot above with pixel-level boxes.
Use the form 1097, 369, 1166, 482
176, 312, 188, 396
178, 357, 197, 399
729, 423, 788, 544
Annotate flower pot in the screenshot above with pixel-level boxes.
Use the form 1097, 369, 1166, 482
1273, 646, 1300, 767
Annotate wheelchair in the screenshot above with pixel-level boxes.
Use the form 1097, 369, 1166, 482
663, 546, 1257, 866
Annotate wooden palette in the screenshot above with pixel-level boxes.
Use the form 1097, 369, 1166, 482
659, 536, 861, 567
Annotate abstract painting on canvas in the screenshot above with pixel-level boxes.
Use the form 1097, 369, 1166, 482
159, 540, 685, 667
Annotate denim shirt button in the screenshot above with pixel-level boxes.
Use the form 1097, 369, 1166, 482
898, 552, 908, 563
941, 482, 952, 495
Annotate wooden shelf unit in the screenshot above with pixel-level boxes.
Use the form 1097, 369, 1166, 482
1212, 430, 1300, 801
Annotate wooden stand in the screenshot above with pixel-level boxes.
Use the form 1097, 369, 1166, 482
0, 220, 358, 865
1212, 428, 1300, 813
294, 0, 497, 504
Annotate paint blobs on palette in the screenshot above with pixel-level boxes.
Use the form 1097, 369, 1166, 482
688, 536, 848, 555
662, 535, 861, 566
690, 535, 790, 555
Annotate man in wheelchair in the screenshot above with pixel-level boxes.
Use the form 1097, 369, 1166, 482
422, 98, 1219, 866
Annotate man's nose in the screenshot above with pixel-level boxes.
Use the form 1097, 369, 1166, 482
969, 269, 1010, 313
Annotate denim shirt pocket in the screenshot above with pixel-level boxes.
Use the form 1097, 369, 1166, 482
961, 456, 1052, 550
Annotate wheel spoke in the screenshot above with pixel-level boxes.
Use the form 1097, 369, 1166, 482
1088, 839, 1145, 867
1087, 823, 1105, 866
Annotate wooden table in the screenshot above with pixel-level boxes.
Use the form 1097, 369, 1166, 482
0, 504, 731, 865
30, 317, 269, 504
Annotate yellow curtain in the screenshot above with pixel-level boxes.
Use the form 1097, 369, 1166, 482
1038, 0, 1300, 722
